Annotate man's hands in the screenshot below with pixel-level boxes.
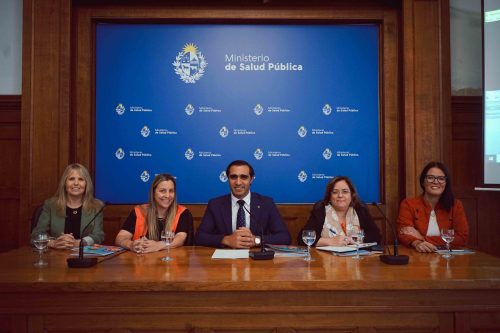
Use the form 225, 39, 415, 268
222, 227, 258, 249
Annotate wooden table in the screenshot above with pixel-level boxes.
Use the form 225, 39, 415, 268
0, 246, 499, 332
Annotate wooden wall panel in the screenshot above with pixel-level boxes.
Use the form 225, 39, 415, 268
403, 0, 452, 196
19, 0, 72, 246
0, 95, 21, 252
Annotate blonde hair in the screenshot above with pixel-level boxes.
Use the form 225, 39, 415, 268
53, 163, 102, 216
142, 174, 178, 240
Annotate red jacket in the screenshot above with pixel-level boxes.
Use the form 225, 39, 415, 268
397, 196, 468, 247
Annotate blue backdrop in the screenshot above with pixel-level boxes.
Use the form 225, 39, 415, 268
95, 23, 380, 204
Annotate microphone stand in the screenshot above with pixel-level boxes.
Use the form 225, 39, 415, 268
371, 202, 409, 265
67, 203, 107, 268
243, 205, 275, 260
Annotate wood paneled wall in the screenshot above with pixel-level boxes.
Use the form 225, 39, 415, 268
403, 0, 452, 196
7, 0, 496, 255
0, 96, 21, 252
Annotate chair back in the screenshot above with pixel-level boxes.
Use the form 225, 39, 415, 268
31, 204, 43, 232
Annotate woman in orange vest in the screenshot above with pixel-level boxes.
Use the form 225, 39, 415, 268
115, 173, 193, 253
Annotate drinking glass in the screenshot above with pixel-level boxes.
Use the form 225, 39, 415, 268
302, 230, 316, 261
161, 230, 175, 262
440, 228, 455, 259
351, 229, 365, 260
32, 232, 50, 267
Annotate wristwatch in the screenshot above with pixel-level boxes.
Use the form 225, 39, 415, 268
254, 236, 261, 246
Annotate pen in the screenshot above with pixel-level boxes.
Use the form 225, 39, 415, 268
329, 228, 337, 236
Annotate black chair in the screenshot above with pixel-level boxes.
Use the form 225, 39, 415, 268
30, 204, 43, 232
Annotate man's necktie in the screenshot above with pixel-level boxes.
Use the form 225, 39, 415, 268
237, 200, 246, 229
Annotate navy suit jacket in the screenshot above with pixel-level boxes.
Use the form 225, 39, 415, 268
195, 192, 291, 247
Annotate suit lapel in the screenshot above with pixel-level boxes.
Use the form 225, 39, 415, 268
221, 195, 233, 234
250, 194, 262, 235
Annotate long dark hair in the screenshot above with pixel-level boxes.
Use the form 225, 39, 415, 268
419, 161, 455, 211
322, 176, 362, 209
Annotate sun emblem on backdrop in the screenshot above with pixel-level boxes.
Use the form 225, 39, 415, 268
322, 148, 333, 160
173, 43, 208, 84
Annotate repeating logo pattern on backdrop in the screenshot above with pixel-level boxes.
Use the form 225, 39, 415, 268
254, 148, 264, 160
297, 126, 307, 138
140, 171, 150, 182
140, 126, 150, 138
254, 104, 264, 116
219, 171, 228, 183
322, 104, 332, 116
173, 43, 208, 84
115, 148, 125, 160
184, 148, 195, 160
219, 126, 229, 138
185, 104, 195, 116
115, 103, 126, 116
322, 148, 333, 160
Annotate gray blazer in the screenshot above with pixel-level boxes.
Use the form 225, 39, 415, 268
31, 198, 105, 245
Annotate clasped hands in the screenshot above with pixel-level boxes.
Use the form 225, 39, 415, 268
131, 236, 165, 254
222, 227, 258, 249
48, 233, 80, 249
400, 226, 437, 253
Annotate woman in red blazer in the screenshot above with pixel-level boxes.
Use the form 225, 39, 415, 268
397, 162, 468, 252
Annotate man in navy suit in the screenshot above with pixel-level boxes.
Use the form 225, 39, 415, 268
195, 160, 291, 248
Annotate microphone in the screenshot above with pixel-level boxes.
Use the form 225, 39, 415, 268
243, 205, 275, 260
67, 202, 108, 268
370, 202, 409, 265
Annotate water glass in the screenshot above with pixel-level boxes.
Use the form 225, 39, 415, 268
302, 230, 316, 261
351, 229, 365, 260
161, 230, 175, 262
440, 228, 455, 259
32, 232, 50, 267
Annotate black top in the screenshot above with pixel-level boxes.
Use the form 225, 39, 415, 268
64, 205, 82, 238
297, 201, 381, 246
121, 209, 194, 245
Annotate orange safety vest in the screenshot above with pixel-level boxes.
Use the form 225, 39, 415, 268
132, 204, 187, 240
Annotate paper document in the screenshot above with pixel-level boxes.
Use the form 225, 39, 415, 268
348, 242, 377, 249
334, 249, 372, 257
317, 246, 356, 253
212, 249, 249, 259
317, 242, 377, 253
435, 248, 475, 255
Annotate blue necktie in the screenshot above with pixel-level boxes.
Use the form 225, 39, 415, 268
237, 200, 246, 229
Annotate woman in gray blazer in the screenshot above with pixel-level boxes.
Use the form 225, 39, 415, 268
31, 163, 105, 248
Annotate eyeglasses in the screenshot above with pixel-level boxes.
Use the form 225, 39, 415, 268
332, 189, 351, 196
229, 174, 250, 180
425, 175, 447, 184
